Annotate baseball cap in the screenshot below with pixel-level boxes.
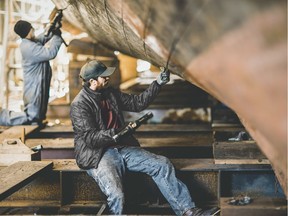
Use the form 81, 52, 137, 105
14, 20, 32, 38
80, 60, 116, 81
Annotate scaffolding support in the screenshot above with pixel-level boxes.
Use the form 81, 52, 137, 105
0, 0, 9, 108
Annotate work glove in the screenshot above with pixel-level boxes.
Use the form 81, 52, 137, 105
54, 21, 62, 29
113, 122, 134, 142
156, 67, 170, 86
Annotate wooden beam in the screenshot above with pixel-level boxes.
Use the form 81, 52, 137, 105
39, 123, 211, 133
140, 137, 211, 147
0, 125, 39, 144
214, 159, 270, 165
50, 159, 271, 172
0, 139, 40, 166
0, 161, 53, 201
213, 141, 270, 165
213, 141, 267, 160
25, 137, 212, 149
25, 138, 74, 149
212, 123, 244, 131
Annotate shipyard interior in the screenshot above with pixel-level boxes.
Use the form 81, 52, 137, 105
0, 0, 287, 215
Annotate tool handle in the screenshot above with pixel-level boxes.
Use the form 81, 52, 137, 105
44, 10, 63, 37
113, 112, 153, 142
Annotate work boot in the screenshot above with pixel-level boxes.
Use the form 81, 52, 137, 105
183, 207, 220, 216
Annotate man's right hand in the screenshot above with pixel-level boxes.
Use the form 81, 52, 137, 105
156, 67, 170, 86
113, 122, 134, 142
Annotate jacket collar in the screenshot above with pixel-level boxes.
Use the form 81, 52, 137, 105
83, 85, 103, 100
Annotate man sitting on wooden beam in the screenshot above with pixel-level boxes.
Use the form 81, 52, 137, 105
70, 60, 220, 216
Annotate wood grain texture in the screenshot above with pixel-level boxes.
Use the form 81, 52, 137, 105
0, 161, 53, 200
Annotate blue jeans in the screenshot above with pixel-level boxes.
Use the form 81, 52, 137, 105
87, 146, 195, 215
0, 109, 29, 126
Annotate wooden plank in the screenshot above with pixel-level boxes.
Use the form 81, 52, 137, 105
214, 159, 270, 165
0, 199, 173, 213
50, 159, 271, 172
0, 200, 107, 210
25, 137, 212, 149
0, 200, 60, 207
25, 138, 74, 149
0, 139, 40, 166
39, 123, 211, 133
0, 125, 39, 144
213, 141, 267, 160
0, 161, 53, 201
212, 123, 244, 131
141, 137, 211, 147
51, 159, 81, 171
49, 159, 213, 172
40, 125, 73, 133
220, 197, 287, 216
50, 159, 218, 171
0, 126, 10, 133
171, 159, 271, 171
139, 124, 211, 132
0, 139, 33, 154
50, 159, 217, 172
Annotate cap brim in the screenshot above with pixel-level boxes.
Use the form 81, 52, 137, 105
100, 67, 116, 77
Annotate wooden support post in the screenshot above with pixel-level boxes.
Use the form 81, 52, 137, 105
21, 127, 25, 143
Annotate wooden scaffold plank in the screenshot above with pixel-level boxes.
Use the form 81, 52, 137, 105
0, 161, 53, 201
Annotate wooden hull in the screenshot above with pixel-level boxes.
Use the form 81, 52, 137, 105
53, 0, 287, 196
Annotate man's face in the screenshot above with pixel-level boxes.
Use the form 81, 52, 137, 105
88, 76, 110, 91
27, 27, 35, 40
97, 76, 110, 89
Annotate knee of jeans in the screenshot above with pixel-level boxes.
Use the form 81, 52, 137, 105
160, 155, 173, 167
157, 156, 174, 174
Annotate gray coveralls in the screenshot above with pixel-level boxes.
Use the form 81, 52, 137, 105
0, 33, 62, 126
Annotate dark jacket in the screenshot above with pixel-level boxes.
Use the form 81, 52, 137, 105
70, 81, 161, 170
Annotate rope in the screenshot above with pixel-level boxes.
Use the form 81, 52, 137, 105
165, 0, 211, 69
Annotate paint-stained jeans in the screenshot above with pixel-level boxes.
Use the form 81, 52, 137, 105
0, 109, 29, 126
87, 146, 195, 216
